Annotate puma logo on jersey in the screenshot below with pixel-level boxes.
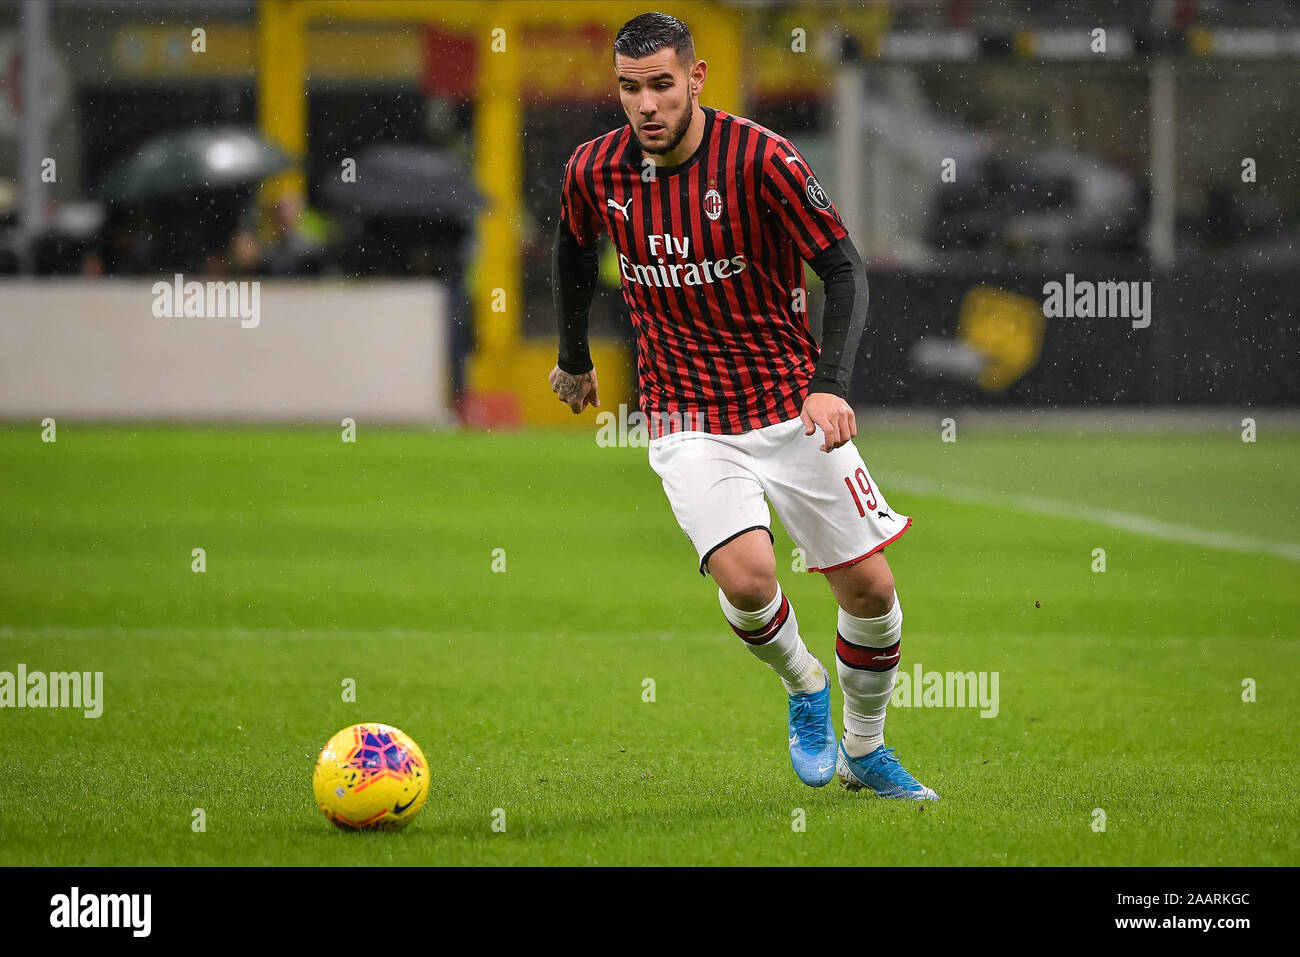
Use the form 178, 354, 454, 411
607, 197, 634, 221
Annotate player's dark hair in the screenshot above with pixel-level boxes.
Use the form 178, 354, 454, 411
613, 12, 695, 66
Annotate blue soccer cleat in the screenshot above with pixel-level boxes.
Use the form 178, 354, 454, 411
787, 671, 837, 787
836, 742, 940, 801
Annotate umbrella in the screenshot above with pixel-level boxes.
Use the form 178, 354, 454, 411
99, 127, 293, 203
319, 143, 486, 221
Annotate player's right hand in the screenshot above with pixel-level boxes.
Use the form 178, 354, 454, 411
549, 365, 600, 414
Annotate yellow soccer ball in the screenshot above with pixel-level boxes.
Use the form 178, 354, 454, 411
313, 723, 429, 830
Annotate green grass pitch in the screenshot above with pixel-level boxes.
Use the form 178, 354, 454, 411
1, 423, 1296, 866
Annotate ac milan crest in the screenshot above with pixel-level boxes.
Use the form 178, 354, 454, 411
703, 188, 724, 221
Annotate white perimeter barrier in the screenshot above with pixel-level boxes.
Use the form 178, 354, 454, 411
0, 278, 451, 424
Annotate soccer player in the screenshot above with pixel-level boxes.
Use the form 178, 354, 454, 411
548, 12, 937, 800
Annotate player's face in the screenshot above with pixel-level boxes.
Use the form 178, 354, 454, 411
615, 48, 699, 155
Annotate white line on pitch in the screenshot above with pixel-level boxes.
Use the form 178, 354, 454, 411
0, 626, 700, 640
888, 472, 1300, 563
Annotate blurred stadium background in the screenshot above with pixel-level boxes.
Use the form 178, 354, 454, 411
1, 0, 1297, 424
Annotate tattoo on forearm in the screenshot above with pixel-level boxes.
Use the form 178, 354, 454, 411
556, 372, 586, 404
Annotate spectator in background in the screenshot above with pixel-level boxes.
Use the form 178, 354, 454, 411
424, 96, 477, 422
262, 194, 332, 276
405, 221, 474, 422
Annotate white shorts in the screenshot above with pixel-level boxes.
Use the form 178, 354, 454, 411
647, 415, 912, 576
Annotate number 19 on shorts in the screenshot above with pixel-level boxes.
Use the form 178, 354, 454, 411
844, 468, 877, 517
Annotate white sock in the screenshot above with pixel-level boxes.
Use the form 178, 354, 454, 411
719, 584, 826, 696
836, 589, 902, 758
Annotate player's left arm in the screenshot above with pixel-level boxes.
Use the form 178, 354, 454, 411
803, 236, 868, 452
760, 141, 869, 453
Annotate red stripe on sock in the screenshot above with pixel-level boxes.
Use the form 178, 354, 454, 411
835, 633, 901, 671
730, 594, 790, 645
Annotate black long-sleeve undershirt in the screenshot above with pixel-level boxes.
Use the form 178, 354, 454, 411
552, 218, 599, 375
553, 219, 869, 401
806, 235, 870, 401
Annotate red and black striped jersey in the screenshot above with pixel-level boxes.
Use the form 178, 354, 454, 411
559, 105, 848, 436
